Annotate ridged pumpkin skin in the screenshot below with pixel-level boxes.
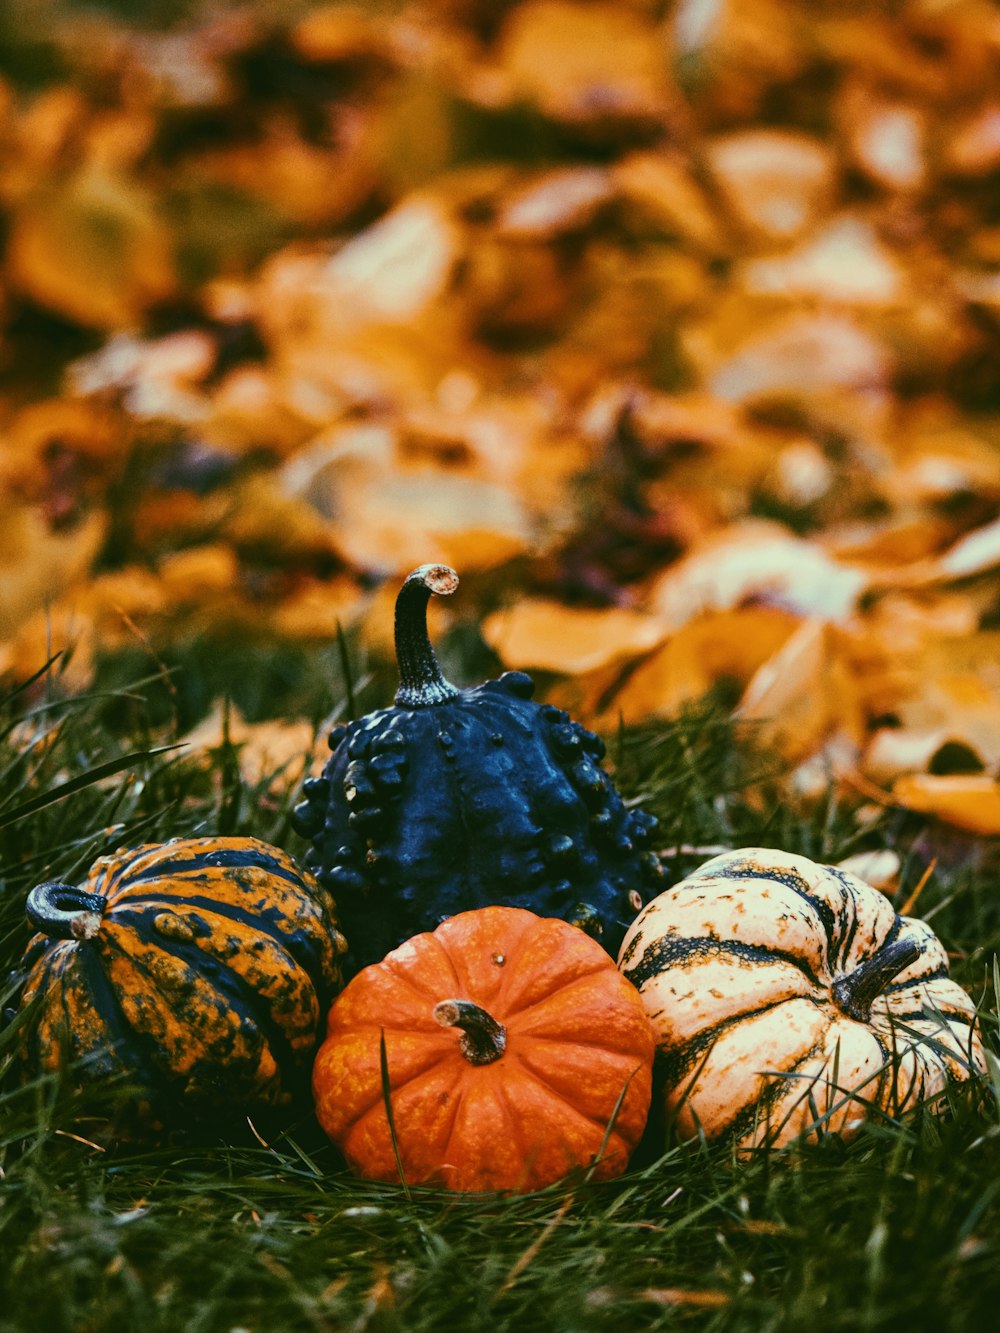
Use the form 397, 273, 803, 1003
19, 837, 347, 1117
292, 565, 664, 978
313, 906, 655, 1192
618, 847, 986, 1150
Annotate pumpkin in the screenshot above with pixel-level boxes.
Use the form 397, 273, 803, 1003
618, 847, 987, 1150
313, 905, 655, 1192
18, 836, 347, 1119
292, 563, 664, 977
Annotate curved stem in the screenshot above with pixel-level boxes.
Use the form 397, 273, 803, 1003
434, 999, 507, 1065
394, 564, 460, 708
26, 882, 106, 942
832, 937, 923, 1023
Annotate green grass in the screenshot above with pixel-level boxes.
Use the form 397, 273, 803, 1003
1, 654, 999, 1332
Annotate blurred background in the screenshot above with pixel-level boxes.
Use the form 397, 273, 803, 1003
1, 0, 1000, 830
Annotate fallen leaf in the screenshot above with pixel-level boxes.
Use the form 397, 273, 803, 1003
482, 600, 666, 675
613, 151, 725, 252
705, 129, 836, 243
840, 84, 927, 192
607, 607, 798, 725
496, 168, 615, 240
945, 102, 1000, 175
835, 848, 901, 892
181, 704, 321, 790
865, 727, 988, 786
0, 506, 106, 638
497, 0, 675, 127
647, 521, 868, 629
892, 773, 1000, 836
736, 619, 865, 762
7, 165, 174, 329
743, 216, 907, 305
704, 311, 892, 419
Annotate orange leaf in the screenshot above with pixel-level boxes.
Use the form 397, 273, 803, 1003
607, 607, 798, 725
647, 521, 868, 629
482, 601, 666, 675
737, 618, 865, 761
705, 129, 835, 243
497, 0, 674, 126
8, 166, 174, 329
892, 774, 1000, 836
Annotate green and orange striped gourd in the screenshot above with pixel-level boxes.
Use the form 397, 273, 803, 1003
18, 836, 347, 1120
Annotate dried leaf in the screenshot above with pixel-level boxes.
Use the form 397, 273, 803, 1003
840, 84, 927, 192
496, 168, 614, 240
835, 849, 901, 893
743, 217, 907, 305
497, 0, 675, 127
704, 311, 892, 420
608, 607, 797, 725
613, 151, 725, 252
736, 619, 865, 762
0, 507, 106, 638
647, 521, 868, 629
8, 166, 174, 329
705, 129, 836, 243
945, 102, 1000, 176
182, 704, 321, 790
892, 774, 1000, 836
482, 600, 666, 675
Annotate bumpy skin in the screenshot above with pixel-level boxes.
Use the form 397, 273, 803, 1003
293, 672, 664, 977
293, 563, 664, 978
313, 905, 655, 1193
618, 847, 987, 1150
19, 837, 347, 1118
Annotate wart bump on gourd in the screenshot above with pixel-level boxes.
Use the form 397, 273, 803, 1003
292, 562, 664, 977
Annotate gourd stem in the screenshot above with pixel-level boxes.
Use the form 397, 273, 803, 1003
26, 882, 106, 941
832, 937, 923, 1023
394, 564, 461, 708
434, 999, 507, 1065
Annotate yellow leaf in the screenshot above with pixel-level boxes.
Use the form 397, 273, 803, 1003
8, 166, 174, 329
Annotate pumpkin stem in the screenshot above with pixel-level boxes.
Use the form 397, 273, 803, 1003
831, 937, 923, 1023
434, 999, 507, 1065
394, 564, 461, 708
25, 882, 106, 942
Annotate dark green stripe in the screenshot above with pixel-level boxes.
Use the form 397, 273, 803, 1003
693, 861, 841, 966
102, 921, 302, 1102
624, 933, 823, 990
659, 994, 821, 1086
121, 846, 307, 891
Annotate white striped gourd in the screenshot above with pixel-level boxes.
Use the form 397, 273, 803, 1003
618, 847, 986, 1149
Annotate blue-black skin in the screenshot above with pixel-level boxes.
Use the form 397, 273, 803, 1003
292, 565, 666, 978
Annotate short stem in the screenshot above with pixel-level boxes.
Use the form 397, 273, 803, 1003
394, 564, 461, 708
832, 937, 923, 1023
434, 999, 507, 1065
26, 883, 106, 942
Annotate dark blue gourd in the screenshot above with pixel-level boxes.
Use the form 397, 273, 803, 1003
291, 563, 665, 977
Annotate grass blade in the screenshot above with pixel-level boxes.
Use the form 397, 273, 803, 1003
379, 1027, 410, 1199
0, 744, 185, 828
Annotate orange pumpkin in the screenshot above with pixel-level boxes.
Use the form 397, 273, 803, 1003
313, 906, 655, 1192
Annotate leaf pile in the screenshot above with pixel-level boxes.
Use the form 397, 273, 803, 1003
2, 0, 1000, 829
